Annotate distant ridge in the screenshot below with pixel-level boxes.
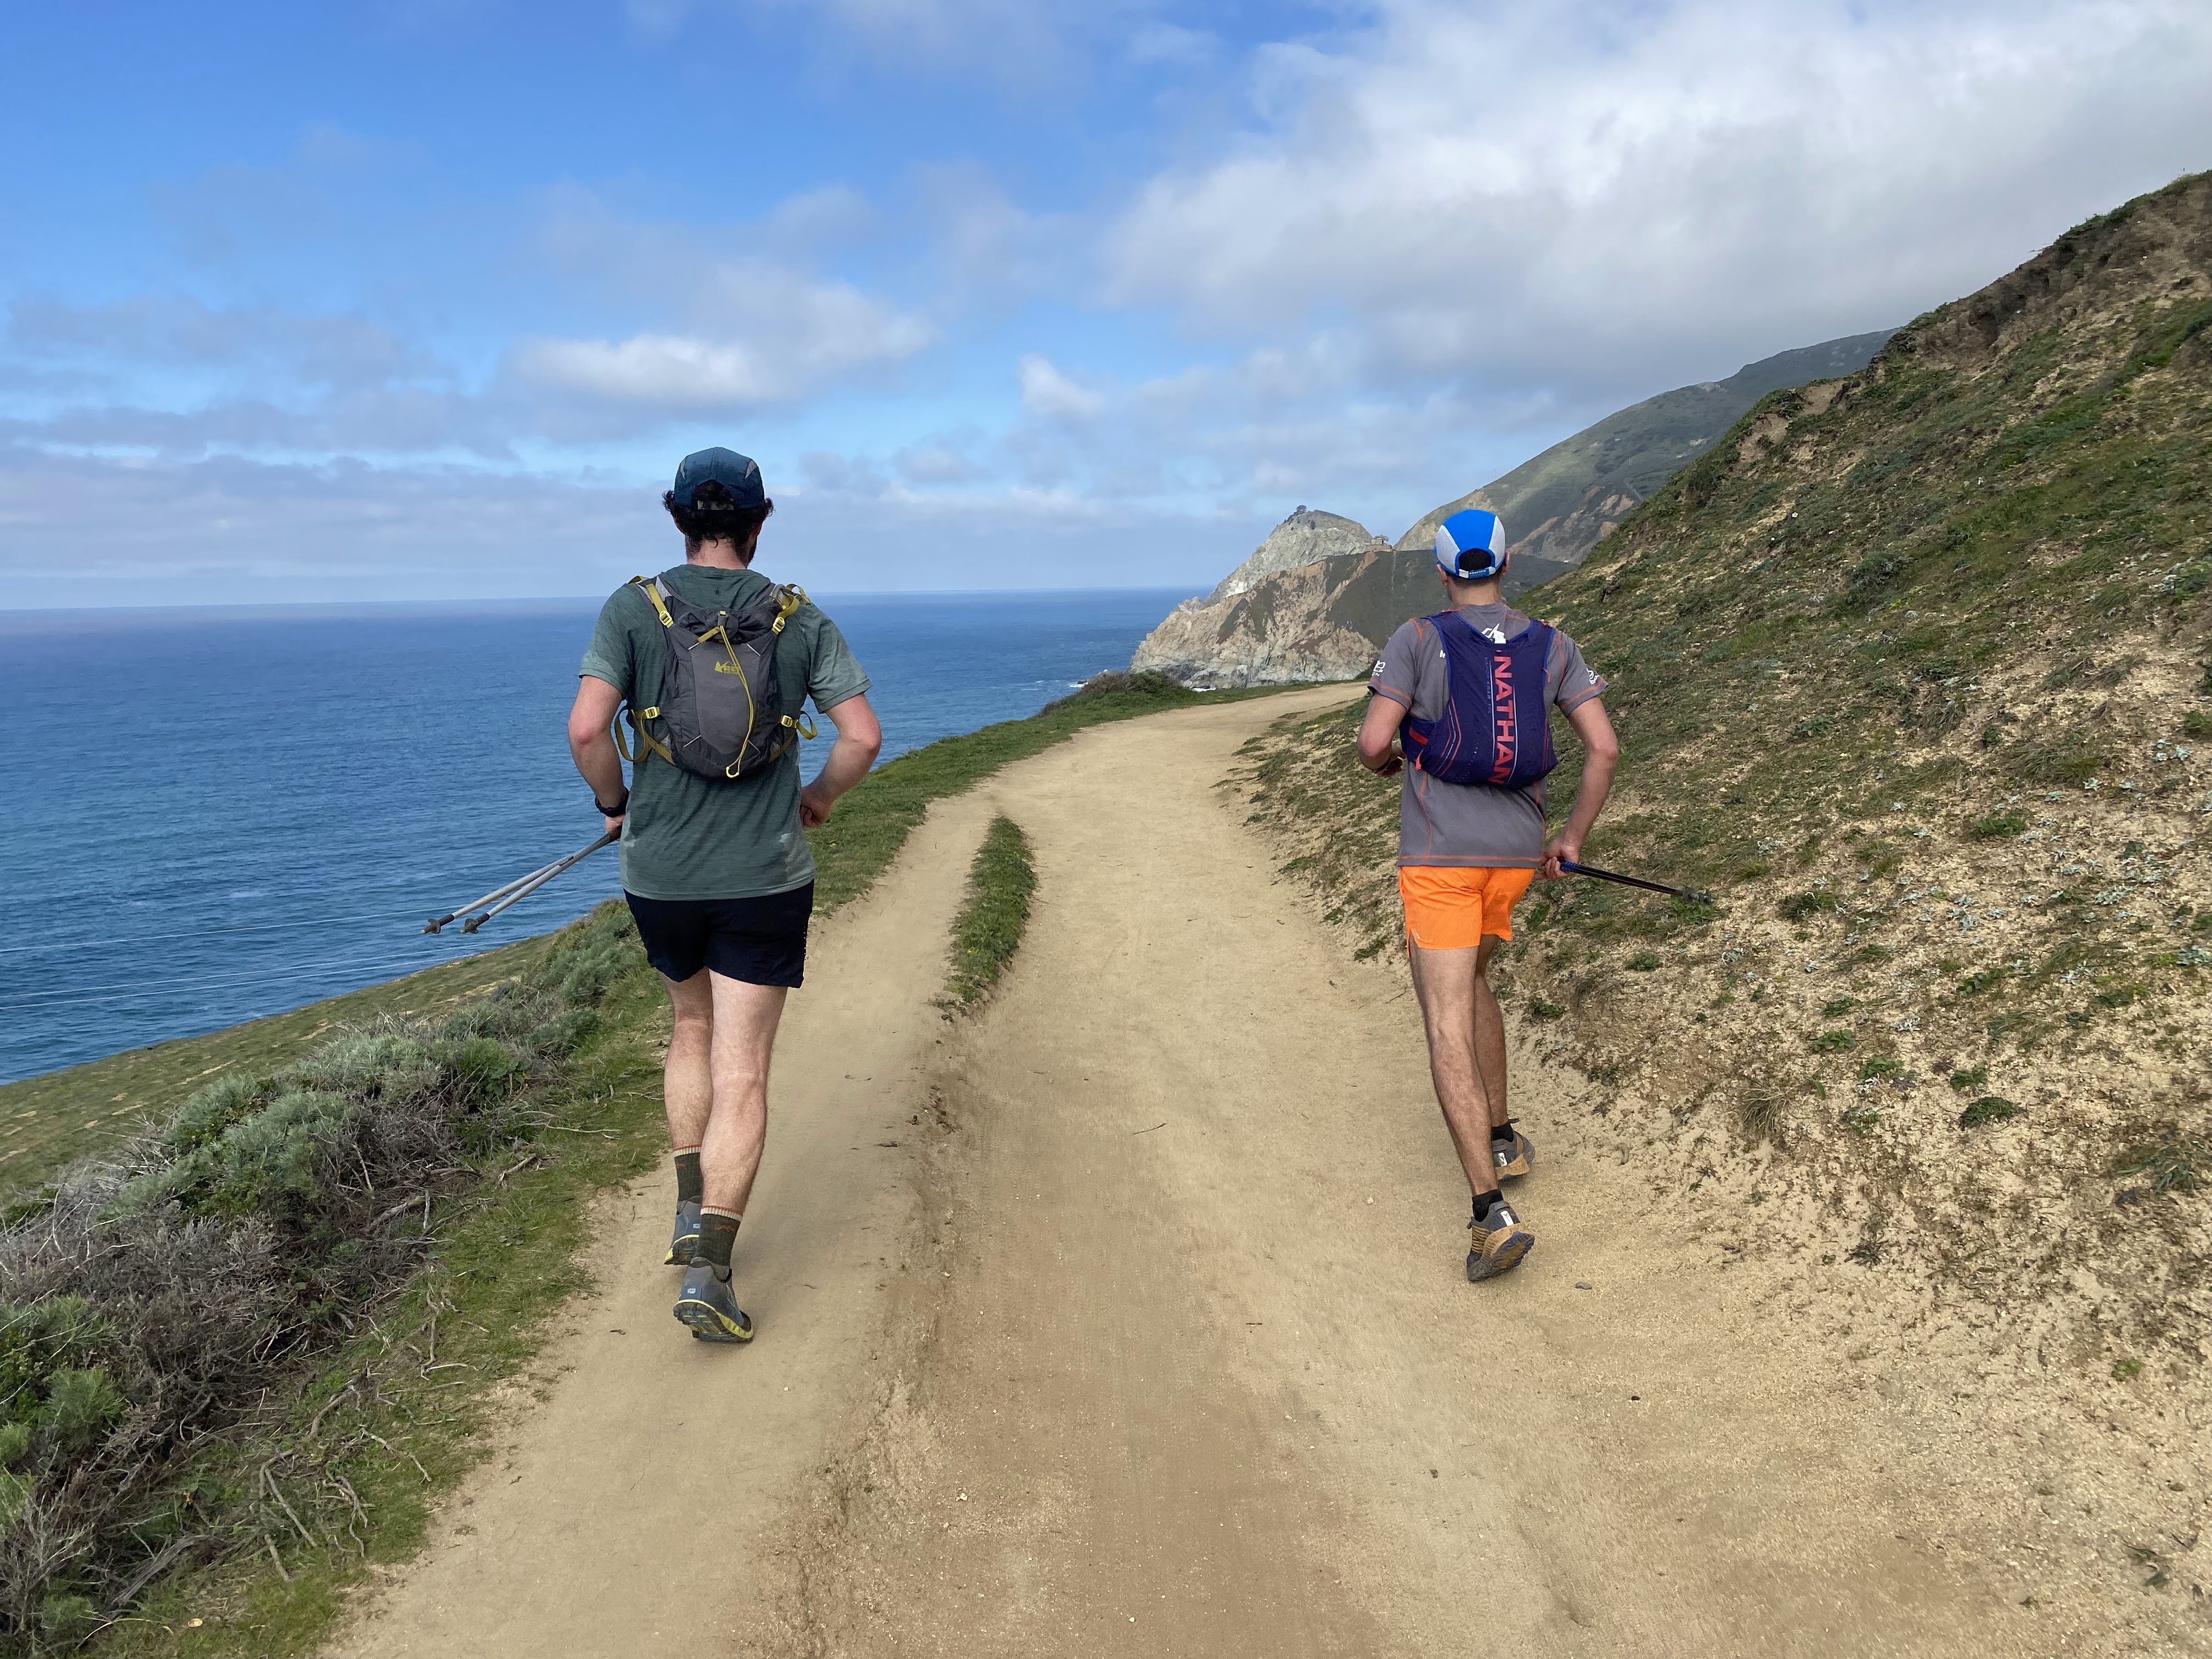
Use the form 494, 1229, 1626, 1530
1396, 330, 1897, 566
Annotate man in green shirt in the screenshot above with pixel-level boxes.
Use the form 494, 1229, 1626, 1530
568, 448, 881, 1345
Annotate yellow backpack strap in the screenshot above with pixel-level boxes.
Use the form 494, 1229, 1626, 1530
630, 575, 675, 630
618, 704, 672, 765
771, 583, 808, 634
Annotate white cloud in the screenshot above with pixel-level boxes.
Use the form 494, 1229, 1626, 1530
1016, 353, 1104, 420
513, 270, 932, 408
511, 334, 786, 405
1104, 0, 2212, 394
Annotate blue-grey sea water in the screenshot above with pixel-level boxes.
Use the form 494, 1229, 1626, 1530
0, 588, 1190, 1084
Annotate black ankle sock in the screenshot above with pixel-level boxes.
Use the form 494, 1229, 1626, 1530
674, 1149, 703, 1205
1471, 1189, 1503, 1222
1491, 1120, 1516, 1143
697, 1208, 741, 1270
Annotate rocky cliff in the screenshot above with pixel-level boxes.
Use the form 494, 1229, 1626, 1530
1206, 508, 1381, 601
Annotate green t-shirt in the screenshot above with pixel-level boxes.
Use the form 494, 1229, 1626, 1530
579, 565, 871, 901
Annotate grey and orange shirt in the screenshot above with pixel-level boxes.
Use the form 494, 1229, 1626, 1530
1367, 603, 1607, 868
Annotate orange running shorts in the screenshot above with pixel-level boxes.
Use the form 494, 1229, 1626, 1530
1398, 866, 1537, 950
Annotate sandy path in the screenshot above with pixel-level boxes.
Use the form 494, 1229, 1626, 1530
332, 687, 2037, 1657
328, 782, 1010, 1658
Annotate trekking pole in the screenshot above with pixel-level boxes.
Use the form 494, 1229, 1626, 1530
457, 831, 619, 934
421, 831, 618, 936
1558, 860, 1715, 906
422, 859, 568, 934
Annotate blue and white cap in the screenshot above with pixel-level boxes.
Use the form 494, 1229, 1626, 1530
1436, 507, 1507, 579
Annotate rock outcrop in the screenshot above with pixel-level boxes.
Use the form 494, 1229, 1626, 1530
1206, 508, 1381, 601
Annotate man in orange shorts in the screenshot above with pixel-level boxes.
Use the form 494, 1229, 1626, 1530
1357, 506, 1617, 1283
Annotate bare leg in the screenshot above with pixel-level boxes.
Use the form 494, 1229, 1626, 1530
1408, 944, 1497, 1195
659, 970, 714, 1151
1471, 936, 1508, 1131
698, 973, 789, 1215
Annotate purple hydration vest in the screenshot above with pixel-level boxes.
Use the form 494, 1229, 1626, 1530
1401, 612, 1559, 789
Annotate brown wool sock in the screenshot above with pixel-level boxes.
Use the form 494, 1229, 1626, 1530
697, 1207, 742, 1272
674, 1148, 703, 1204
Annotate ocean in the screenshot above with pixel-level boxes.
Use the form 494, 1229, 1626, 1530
0, 588, 1191, 1085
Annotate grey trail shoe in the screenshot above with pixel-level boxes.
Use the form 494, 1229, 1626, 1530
674, 1263, 755, 1343
1491, 1128, 1534, 1183
665, 1200, 702, 1267
1467, 1200, 1536, 1283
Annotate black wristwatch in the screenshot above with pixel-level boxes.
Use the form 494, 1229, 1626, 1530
594, 792, 630, 816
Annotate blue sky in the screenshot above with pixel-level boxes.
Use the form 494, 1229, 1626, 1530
3, 1, 2209, 606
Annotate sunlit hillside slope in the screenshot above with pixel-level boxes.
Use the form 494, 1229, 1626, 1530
1237, 171, 2211, 1365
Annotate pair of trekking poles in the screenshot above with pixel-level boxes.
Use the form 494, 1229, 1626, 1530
417, 832, 1707, 941
421, 830, 619, 936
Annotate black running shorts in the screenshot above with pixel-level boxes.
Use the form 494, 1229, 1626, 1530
624, 883, 814, 989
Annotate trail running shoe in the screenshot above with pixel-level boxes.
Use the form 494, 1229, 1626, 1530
665, 1200, 702, 1267
674, 1263, 754, 1344
1492, 1128, 1535, 1183
1467, 1200, 1536, 1283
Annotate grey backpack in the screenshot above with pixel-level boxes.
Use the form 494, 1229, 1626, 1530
616, 576, 816, 782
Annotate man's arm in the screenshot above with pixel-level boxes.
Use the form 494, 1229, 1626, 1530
799, 693, 883, 829
568, 676, 629, 836
1356, 691, 1405, 776
1539, 697, 1619, 878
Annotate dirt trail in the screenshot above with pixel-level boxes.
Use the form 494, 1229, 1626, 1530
333, 688, 2039, 1658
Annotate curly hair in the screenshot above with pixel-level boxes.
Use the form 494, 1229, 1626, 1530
664, 478, 775, 551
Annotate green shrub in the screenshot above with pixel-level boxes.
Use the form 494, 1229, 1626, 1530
1812, 1029, 1858, 1053
1626, 950, 1662, 971
2008, 731, 2104, 787
1957, 1096, 2023, 1128
159, 1071, 269, 1157
1967, 810, 2029, 839
40, 1369, 125, 1455
1949, 1064, 1988, 1092
156, 1088, 354, 1221
2113, 1131, 2204, 1193
287, 1032, 436, 1099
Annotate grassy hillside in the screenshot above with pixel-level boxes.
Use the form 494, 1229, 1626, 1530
1396, 330, 1896, 564
1235, 173, 2211, 1363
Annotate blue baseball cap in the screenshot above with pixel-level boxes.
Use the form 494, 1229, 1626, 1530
672, 447, 765, 510
1436, 507, 1507, 579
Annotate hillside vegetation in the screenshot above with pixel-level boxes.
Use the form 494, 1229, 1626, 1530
1397, 329, 1896, 565
1236, 173, 2210, 1401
